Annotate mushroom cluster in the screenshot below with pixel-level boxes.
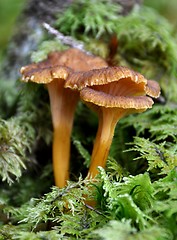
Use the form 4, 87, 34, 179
20, 48, 107, 188
20, 48, 160, 187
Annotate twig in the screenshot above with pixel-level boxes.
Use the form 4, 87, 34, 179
43, 22, 91, 55
84, 203, 104, 216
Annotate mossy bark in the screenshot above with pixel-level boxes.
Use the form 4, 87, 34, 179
0, 0, 72, 80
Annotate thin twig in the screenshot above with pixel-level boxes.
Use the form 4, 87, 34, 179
43, 22, 91, 55
84, 203, 105, 216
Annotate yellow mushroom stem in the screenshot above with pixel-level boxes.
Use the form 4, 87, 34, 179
87, 108, 126, 178
74, 66, 160, 179
47, 79, 79, 187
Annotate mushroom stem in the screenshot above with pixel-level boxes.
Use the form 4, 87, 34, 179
53, 123, 71, 187
47, 79, 79, 188
88, 109, 123, 178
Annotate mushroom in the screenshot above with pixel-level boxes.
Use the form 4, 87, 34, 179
66, 66, 160, 178
20, 48, 107, 187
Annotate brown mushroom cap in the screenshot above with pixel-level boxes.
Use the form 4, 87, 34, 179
54, 48, 108, 72
145, 80, 161, 98
21, 65, 71, 84
66, 66, 160, 110
20, 48, 108, 84
65, 66, 149, 90
80, 87, 154, 109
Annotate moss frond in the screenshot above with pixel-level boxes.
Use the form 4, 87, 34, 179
114, 6, 177, 73
94, 219, 171, 240
99, 168, 154, 229
121, 104, 177, 142
17, 83, 52, 145
72, 137, 91, 168
0, 118, 34, 184
55, 0, 122, 38
127, 137, 177, 175
0, 80, 19, 119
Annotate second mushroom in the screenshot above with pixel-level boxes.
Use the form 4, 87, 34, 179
66, 66, 160, 178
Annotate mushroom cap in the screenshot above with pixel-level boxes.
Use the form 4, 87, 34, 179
145, 80, 161, 98
73, 66, 161, 111
80, 87, 154, 109
21, 65, 72, 84
54, 48, 108, 72
20, 48, 107, 84
65, 66, 147, 90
